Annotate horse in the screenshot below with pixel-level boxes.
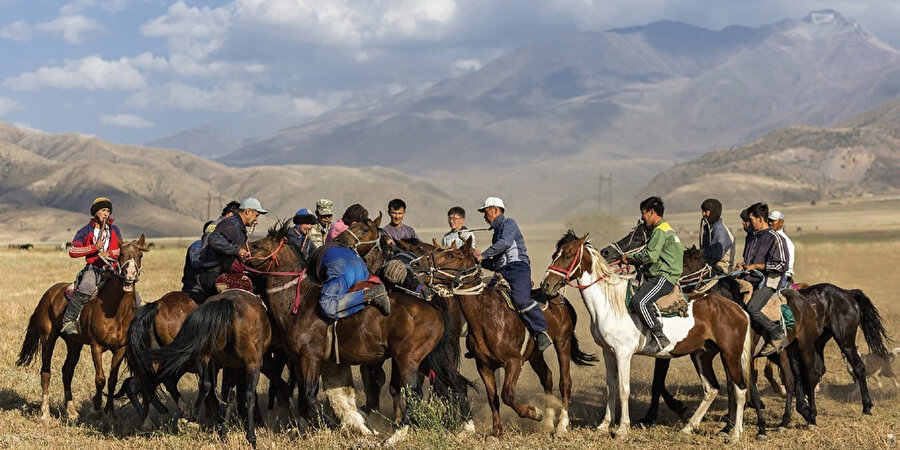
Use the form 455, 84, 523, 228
148, 289, 271, 447
408, 236, 598, 437
541, 231, 753, 442
243, 216, 472, 442
17, 236, 149, 421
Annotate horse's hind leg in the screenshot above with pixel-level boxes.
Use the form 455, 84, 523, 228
40, 335, 59, 422
243, 369, 261, 448
838, 337, 872, 414
775, 352, 795, 430
360, 362, 386, 416
104, 347, 126, 416
553, 337, 572, 434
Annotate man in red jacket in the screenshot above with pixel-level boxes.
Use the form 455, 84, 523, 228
61, 197, 123, 335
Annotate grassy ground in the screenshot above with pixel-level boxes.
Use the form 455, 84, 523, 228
1, 214, 898, 448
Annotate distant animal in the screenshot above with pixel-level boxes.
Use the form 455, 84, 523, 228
845, 347, 900, 390
18, 243, 33, 250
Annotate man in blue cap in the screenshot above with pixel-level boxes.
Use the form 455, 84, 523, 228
197, 197, 268, 298
288, 208, 318, 262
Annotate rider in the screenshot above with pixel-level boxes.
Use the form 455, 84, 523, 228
473, 196, 552, 352
316, 229, 391, 320
442, 206, 476, 248
326, 204, 369, 243
307, 198, 334, 248
699, 198, 735, 274
181, 220, 214, 302
625, 196, 683, 352
768, 210, 795, 290
197, 197, 267, 298
736, 202, 789, 356
288, 208, 318, 262
61, 197, 124, 335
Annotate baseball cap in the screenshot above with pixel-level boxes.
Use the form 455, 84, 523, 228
768, 210, 785, 221
239, 197, 268, 214
316, 198, 334, 216
478, 196, 505, 212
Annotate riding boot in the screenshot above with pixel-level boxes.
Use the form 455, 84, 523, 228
364, 284, 391, 316
760, 330, 787, 356
646, 324, 671, 353
61, 291, 91, 335
534, 330, 552, 352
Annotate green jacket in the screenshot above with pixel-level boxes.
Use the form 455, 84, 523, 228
631, 220, 683, 285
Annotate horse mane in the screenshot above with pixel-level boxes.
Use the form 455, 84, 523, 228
584, 244, 633, 319
555, 229, 580, 252
267, 219, 294, 241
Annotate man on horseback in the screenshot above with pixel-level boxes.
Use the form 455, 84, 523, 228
181, 220, 214, 302
473, 196, 552, 352
768, 210, 795, 290
61, 197, 124, 335
699, 198, 735, 274
625, 196, 683, 352
308, 198, 334, 248
315, 230, 391, 319
736, 202, 789, 355
288, 208, 318, 261
197, 197, 268, 298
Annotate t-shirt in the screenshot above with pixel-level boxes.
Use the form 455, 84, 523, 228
383, 223, 419, 242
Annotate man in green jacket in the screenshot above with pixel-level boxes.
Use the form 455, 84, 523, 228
626, 196, 684, 352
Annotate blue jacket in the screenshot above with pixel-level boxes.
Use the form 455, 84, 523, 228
481, 215, 530, 271
286, 226, 316, 262
319, 245, 370, 319
700, 218, 735, 268
199, 215, 247, 271
181, 240, 203, 294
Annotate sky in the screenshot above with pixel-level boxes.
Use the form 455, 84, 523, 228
2, 0, 899, 146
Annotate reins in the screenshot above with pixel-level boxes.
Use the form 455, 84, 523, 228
242, 237, 308, 314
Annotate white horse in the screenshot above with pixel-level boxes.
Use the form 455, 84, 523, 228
541, 233, 752, 442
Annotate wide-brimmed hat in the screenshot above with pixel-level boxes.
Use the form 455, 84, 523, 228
239, 197, 268, 214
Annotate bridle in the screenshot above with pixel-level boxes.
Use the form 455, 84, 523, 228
243, 236, 307, 313
605, 225, 649, 262
411, 247, 483, 296
342, 226, 381, 259
114, 241, 143, 286
546, 240, 633, 291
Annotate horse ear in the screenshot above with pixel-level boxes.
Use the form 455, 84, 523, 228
450, 241, 458, 250
580, 233, 590, 242
462, 235, 473, 252
373, 212, 383, 228
138, 234, 146, 248
432, 238, 439, 247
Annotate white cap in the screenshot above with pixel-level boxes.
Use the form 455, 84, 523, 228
478, 196, 505, 212
768, 210, 784, 221
239, 197, 268, 214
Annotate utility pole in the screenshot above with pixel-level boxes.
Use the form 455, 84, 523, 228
598, 174, 613, 214
207, 191, 211, 220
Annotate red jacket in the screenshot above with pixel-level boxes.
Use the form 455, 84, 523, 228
69, 218, 123, 268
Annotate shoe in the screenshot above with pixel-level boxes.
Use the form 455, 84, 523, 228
649, 326, 671, 352
760, 336, 786, 356
364, 285, 391, 316
60, 291, 91, 336
60, 320, 79, 336
535, 331, 552, 352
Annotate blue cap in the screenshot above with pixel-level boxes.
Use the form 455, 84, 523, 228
295, 208, 311, 217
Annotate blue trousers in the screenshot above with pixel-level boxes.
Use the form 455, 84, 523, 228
320, 290, 366, 320
498, 262, 547, 333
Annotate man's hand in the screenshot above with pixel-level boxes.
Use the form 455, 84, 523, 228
98, 251, 110, 260
473, 249, 483, 262
238, 248, 251, 260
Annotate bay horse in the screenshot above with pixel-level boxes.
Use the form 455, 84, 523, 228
148, 289, 271, 447
408, 236, 598, 437
244, 216, 472, 442
541, 231, 753, 442
17, 236, 149, 421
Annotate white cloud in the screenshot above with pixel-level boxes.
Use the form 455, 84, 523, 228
36, 15, 104, 44
451, 58, 482, 75
0, 96, 23, 115
141, 2, 232, 60
166, 82, 255, 112
0, 20, 31, 41
4, 55, 146, 91
100, 113, 155, 128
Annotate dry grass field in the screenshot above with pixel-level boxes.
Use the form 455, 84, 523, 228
1, 198, 899, 449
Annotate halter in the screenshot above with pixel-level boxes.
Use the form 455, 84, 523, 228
343, 227, 381, 258
244, 237, 287, 272
411, 247, 483, 297
242, 236, 308, 313
547, 241, 633, 291
115, 241, 144, 284
605, 225, 649, 261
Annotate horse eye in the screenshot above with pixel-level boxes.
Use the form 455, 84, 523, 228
447, 253, 454, 260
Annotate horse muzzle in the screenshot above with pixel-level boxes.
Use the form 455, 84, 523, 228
541, 278, 562, 297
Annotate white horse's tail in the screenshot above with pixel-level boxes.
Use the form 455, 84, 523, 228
740, 312, 752, 387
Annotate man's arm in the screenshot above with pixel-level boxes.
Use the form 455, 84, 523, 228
765, 233, 787, 273
481, 220, 516, 259
630, 227, 665, 266
207, 225, 240, 256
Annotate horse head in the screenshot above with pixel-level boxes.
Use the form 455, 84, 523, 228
541, 230, 590, 297
245, 218, 297, 271
118, 234, 149, 292
338, 212, 384, 273
409, 236, 480, 291
599, 221, 650, 262
682, 245, 706, 276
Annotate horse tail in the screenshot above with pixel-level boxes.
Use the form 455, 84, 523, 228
150, 298, 236, 383
125, 302, 159, 382
16, 307, 41, 367
852, 289, 892, 357
563, 299, 598, 366
421, 298, 475, 393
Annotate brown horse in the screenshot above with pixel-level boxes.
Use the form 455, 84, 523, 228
148, 289, 271, 447
17, 236, 149, 421
244, 217, 471, 440
408, 236, 598, 437
541, 232, 753, 442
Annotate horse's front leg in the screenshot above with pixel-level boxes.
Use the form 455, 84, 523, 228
613, 352, 633, 439
598, 349, 617, 431
89, 344, 106, 415
682, 350, 719, 435
104, 347, 126, 416
60, 339, 81, 421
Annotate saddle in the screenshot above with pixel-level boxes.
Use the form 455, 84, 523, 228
625, 279, 690, 318
215, 273, 254, 293
734, 279, 785, 323
486, 274, 549, 313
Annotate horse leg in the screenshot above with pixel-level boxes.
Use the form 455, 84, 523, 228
682, 350, 719, 436
60, 340, 81, 421
746, 358, 767, 441
764, 360, 785, 397
89, 344, 106, 415
639, 359, 672, 426
839, 339, 872, 414
613, 353, 633, 439
553, 337, 572, 435
104, 347, 126, 416
192, 362, 211, 422
475, 361, 503, 437
244, 370, 261, 448
39, 335, 58, 422
295, 358, 336, 429
360, 362, 386, 416
529, 353, 556, 431
598, 349, 618, 432
801, 344, 818, 427
388, 361, 421, 447
321, 361, 372, 435
719, 344, 749, 443
775, 352, 795, 431
500, 359, 543, 423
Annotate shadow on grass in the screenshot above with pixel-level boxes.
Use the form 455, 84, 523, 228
0, 388, 40, 414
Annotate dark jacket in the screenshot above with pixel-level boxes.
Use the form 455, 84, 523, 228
481, 214, 530, 271
742, 227, 788, 286
199, 214, 248, 271
700, 218, 735, 269
181, 239, 203, 294
286, 226, 316, 263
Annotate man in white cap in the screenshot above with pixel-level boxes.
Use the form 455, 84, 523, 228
308, 198, 334, 248
768, 210, 795, 289
474, 196, 552, 352
197, 197, 268, 299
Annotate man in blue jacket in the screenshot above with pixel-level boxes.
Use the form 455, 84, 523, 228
474, 196, 551, 352
315, 231, 391, 320
197, 197, 267, 298
699, 198, 735, 274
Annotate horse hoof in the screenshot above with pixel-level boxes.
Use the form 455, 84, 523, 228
756, 434, 768, 442
807, 424, 817, 431
533, 407, 544, 422
681, 426, 694, 435
776, 426, 788, 433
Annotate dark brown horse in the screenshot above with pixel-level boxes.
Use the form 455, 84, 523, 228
409, 236, 598, 437
244, 217, 471, 441
17, 236, 149, 421
148, 289, 271, 447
